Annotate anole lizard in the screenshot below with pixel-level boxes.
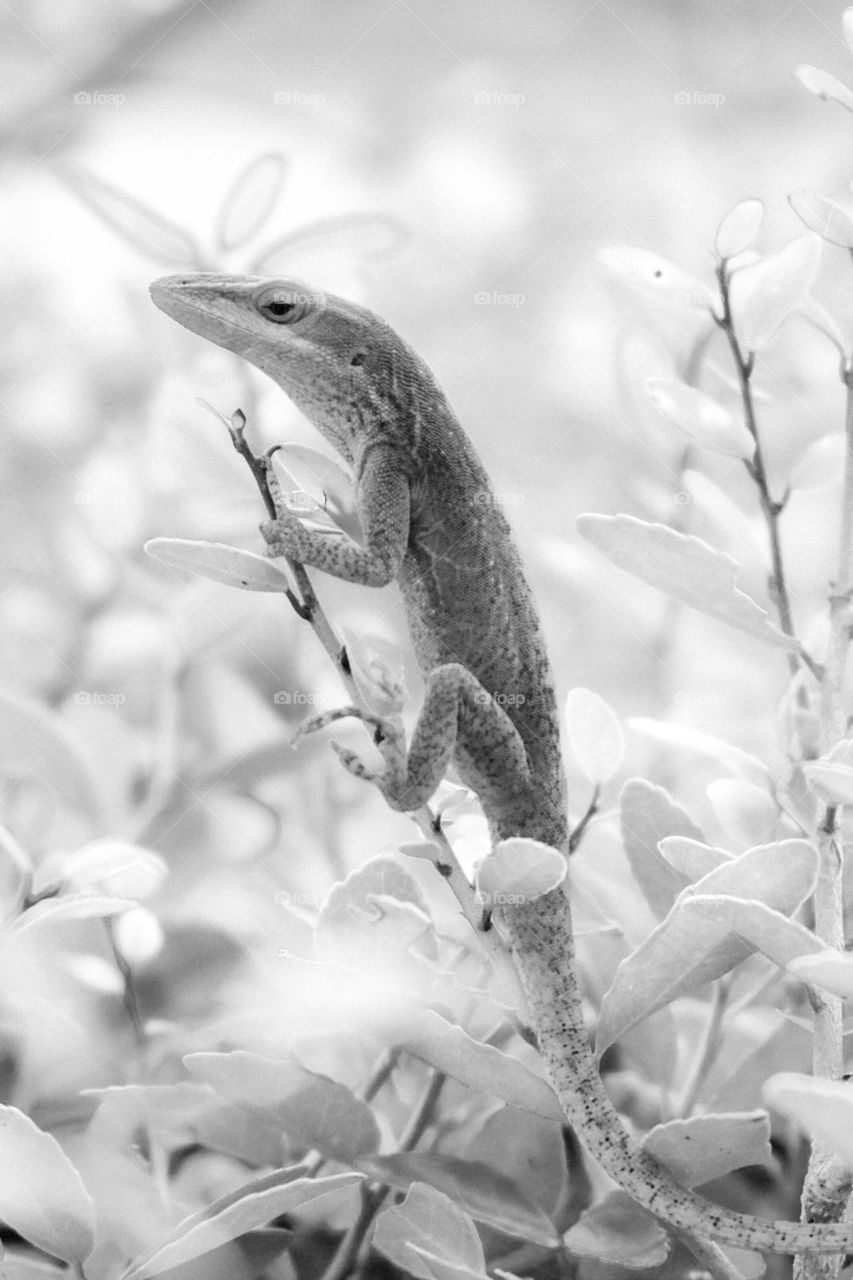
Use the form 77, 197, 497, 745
150, 272, 852, 1256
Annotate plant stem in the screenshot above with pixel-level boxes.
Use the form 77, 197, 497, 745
321, 1069, 448, 1280
714, 263, 818, 683
795, 367, 853, 1280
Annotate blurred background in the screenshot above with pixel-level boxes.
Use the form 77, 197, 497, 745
4, 0, 853, 1089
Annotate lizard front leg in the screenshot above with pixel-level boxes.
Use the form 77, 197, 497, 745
262, 446, 410, 587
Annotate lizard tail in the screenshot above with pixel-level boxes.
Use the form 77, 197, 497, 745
503, 887, 852, 1257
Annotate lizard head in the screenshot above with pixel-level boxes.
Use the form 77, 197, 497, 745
150, 273, 428, 463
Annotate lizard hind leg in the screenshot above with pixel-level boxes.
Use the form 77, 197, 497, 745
380, 661, 533, 820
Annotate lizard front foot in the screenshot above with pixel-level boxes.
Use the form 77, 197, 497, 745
260, 513, 308, 559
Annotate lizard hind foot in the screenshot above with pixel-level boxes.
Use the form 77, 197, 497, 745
330, 739, 384, 784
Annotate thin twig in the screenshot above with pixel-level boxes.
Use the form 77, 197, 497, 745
713, 262, 820, 683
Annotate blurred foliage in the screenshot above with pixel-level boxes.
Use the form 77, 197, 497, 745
3, 3, 853, 1278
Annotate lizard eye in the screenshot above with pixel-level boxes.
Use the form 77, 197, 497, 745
254, 287, 312, 325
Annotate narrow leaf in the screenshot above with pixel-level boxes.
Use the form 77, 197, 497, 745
564, 1191, 669, 1268
618, 779, 699, 919
58, 166, 203, 269
123, 1171, 360, 1280
686, 895, 823, 971
764, 1074, 853, 1167
597, 246, 714, 311
253, 213, 407, 274
0, 1106, 95, 1264
789, 189, 853, 248
475, 838, 566, 910
597, 841, 818, 1051
15, 893, 135, 931
643, 1111, 772, 1187
788, 950, 853, 998
389, 1009, 564, 1122
728, 233, 822, 352
791, 433, 845, 491
706, 778, 781, 848
145, 539, 293, 592
185, 1051, 380, 1163
645, 377, 754, 459
0, 690, 104, 823
715, 199, 764, 260
359, 1154, 559, 1247
372, 1183, 485, 1280
629, 717, 770, 787
215, 152, 288, 252
578, 514, 800, 652
658, 836, 733, 879
803, 761, 853, 805
565, 687, 624, 784
795, 64, 853, 114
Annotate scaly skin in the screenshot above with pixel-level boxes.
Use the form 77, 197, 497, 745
150, 272, 852, 1256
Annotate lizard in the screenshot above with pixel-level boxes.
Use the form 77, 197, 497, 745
150, 271, 853, 1257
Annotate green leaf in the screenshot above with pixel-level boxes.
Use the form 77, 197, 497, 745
789, 189, 853, 248
618, 779, 698, 919
728, 233, 821, 352
122, 1171, 360, 1280
145, 539, 293, 592
185, 1051, 380, 1163
475, 838, 566, 910
578, 514, 800, 652
564, 1191, 669, 1268
372, 1183, 486, 1280
795, 64, 853, 115
764, 1074, 853, 1166
0, 1106, 95, 1264
359, 1153, 559, 1247
565, 687, 624, 784
643, 1111, 773, 1187
645, 377, 754, 459
215, 152, 288, 253
597, 246, 714, 311
715, 199, 764, 260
